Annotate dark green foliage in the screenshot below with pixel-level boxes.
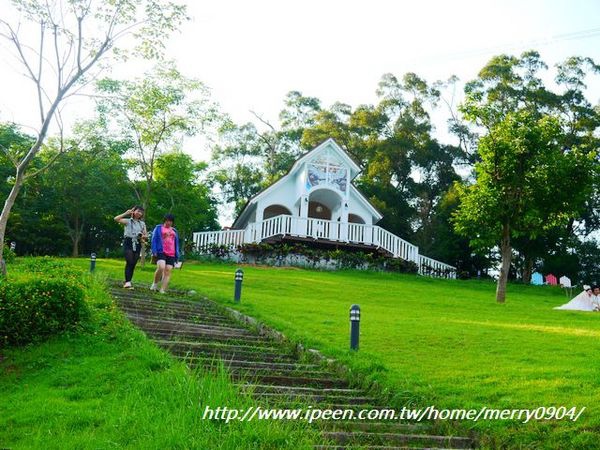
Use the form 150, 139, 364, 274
0, 274, 89, 347
146, 152, 219, 243
18, 256, 70, 272
2, 244, 16, 264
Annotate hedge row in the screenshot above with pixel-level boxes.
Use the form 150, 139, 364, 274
197, 242, 419, 274
0, 267, 89, 347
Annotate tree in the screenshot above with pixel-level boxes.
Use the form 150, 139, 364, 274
454, 110, 594, 302
210, 120, 272, 216
96, 63, 217, 216
4, 123, 134, 256
149, 151, 219, 248
43, 127, 133, 256
454, 52, 599, 301
0, 0, 188, 264
0, 123, 35, 198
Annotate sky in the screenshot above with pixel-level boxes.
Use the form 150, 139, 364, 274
167, 0, 600, 150
0, 0, 599, 225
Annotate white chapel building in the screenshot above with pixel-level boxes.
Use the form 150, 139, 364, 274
194, 138, 456, 277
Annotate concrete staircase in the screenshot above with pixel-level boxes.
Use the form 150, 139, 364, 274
109, 282, 476, 449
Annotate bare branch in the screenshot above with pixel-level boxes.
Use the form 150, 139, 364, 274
250, 110, 276, 132
37, 18, 44, 95
0, 20, 39, 83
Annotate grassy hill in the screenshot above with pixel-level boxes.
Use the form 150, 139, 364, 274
0, 260, 316, 449
70, 258, 600, 449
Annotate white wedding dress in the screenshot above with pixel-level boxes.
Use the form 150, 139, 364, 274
554, 290, 596, 311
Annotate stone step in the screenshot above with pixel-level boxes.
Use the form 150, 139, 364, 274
113, 293, 223, 313
151, 336, 276, 350
172, 348, 298, 364
159, 337, 282, 351
321, 431, 474, 449
229, 372, 350, 389
210, 364, 335, 379
111, 287, 211, 304
234, 383, 363, 396
146, 330, 270, 345
125, 315, 252, 335
129, 317, 253, 341
155, 339, 280, 352
132, 324, 258, 341
120, 304, 235, 326
211, 359, 321, 371
117, 304, 235, 324
255, 392, 377, 405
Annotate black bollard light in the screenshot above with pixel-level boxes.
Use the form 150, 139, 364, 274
234, 269, 244, 302
90, 252, 97, 273
350, 304, 360, 350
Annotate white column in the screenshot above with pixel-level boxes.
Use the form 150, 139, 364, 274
298, 195, 309, 237
340, 201, 349, 242
255, 202, 265, 242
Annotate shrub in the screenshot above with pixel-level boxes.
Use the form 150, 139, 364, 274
237, 242, 274, 262
2, 243, 16, 263
0, 277, 89, 347
207, 244, 232, 258
19, 256, 69, 273
384, 257, 418, 274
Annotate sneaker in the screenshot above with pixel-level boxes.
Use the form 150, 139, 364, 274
159, 289, 166, 294
123, 281, 133, 289
150, 283, 158, 291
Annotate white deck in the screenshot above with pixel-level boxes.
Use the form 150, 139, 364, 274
193, 214, 456, 278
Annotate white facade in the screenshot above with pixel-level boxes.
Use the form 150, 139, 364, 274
194, 138, 457, 278
233, 139, 382, 230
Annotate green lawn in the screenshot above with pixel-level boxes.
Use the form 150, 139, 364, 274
0, 262, 316, 450
70, 257, 600, 449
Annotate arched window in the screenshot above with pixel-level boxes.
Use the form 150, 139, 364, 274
263, 204, 292, 219
348, 213, 365, 224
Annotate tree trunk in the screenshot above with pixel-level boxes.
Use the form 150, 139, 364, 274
140, 181, 152, 267
0, 170, 26, 268
71, 215, 80, 257
522, 256, 533, 284
496, 222, 512, 303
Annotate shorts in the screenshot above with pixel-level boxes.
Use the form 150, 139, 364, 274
156, 252, 177, 267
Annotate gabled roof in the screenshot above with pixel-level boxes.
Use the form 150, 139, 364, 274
232, 138, 382, 228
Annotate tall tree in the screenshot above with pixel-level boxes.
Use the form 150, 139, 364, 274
210, 120, 268, 217
0, 0, 188, 264
42, 126, 132, 256
454, 52, 599, 301
149, 151, 219, 248
96, 63, 217, 216
454, 110, 594, 302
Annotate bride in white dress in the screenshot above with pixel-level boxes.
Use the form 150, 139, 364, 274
554, 285, 595, 311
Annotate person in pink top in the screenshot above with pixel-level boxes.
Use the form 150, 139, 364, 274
150, 213, 180, 293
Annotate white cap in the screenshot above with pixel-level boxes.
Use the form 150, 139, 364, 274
584, 285, 591, 290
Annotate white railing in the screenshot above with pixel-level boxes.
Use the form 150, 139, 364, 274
193, 214, 456, 278
193, 228, 245, 250
418, 255, 457, 279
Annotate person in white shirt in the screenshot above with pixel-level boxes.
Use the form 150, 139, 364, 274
114, 206, 147, 289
